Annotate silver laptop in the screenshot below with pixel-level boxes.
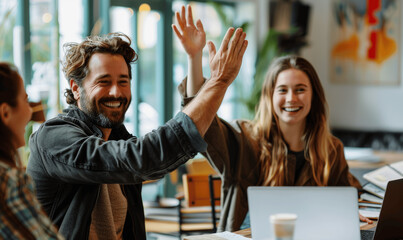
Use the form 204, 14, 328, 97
247, 186, 360, 240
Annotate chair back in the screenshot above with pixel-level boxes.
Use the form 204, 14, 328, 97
182, 174, 221, 207
180, 173, 222, 234
185, 158, 217, 175
208, 175, 221, 232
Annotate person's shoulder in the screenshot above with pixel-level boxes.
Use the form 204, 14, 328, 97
222, 118, 252, 131
212, 117, 259, 142
328, 135, 346, 158
39, 107, 92, 132
235, 119, 254, 131
0, 165, 31, 191
30, 113, 84, 147
36, 109, 70, 129
31, 114, 68, 139
330, 135, 344, 148
233, 119, 260, 139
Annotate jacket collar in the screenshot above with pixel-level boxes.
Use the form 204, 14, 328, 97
63, 106, 132, 140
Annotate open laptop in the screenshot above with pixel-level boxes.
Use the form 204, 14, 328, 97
361, 178, 403, 240
247, 186, 360, 240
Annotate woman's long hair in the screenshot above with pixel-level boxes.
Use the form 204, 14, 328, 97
0, 62, 22, 167
253, 55, 335, 186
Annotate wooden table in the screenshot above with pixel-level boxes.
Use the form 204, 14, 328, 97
176, 151, 403, 239
347, 151, 403, 169
235, 223, 377, 238
184, 222, 377, 239
347, 151, 403, 185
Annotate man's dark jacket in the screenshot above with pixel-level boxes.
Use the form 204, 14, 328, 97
26, 106, 207, 239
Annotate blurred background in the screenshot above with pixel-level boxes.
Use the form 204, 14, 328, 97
1, 0, 403, 229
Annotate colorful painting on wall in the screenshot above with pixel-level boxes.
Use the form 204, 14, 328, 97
330, 0, 401, 85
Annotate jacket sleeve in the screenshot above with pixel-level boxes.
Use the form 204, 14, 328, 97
28, 112, 207, 184
178, 77, 260, 179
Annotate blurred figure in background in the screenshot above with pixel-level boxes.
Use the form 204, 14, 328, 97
0, 62, 63, 239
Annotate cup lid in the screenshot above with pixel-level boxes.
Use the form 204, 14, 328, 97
270, 213, 298, 222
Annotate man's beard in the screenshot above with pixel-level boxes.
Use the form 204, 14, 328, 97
79, 88, 130, 128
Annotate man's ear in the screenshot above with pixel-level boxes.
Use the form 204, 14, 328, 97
0, 103, 12, 126
70, 79, 80, 101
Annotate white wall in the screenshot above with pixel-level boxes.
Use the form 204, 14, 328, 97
299, 0, 403, 131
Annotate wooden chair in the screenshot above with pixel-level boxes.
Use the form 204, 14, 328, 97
178, 173, 221, 236
29, 101, 46, 122
144, 158, 221, 239
208, 175, 221, 233
185, 158, 217, 175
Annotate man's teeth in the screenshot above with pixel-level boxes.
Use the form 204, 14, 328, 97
284, 107, 300, 112
103, 102, 121, 108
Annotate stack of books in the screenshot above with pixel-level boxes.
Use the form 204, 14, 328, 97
358, 160, 403, 219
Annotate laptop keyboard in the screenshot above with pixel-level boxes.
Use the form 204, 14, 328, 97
361, 230, 375, 240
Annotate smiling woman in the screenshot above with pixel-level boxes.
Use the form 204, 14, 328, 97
0, 62, 63, 239
272, 68, 312, 139
178, 37, 364, 230
0, 63, 30, 165
254, 56, 336, 187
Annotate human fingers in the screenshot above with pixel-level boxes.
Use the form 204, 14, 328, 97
207, 41, 216, 63
186, 5, 195, 27
233, 31, 246, 53
175, 11, 185, 31
218, 27, 235, 52
228, 28, 244, 54
359, 214, 373, 224
196, 19, 204, 33
239, 39, 248, 57
172, 24, 183, 40
180, 5, 186, 26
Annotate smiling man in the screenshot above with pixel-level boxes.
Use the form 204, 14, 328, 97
26, 30, 247, 240
73, 52, 132, 137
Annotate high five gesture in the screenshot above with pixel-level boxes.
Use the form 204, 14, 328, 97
174, 5, 248, 136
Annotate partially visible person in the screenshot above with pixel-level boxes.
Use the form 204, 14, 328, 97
26, 12, 248, 239
0, 62, 63, 239
173, 5, 371, 232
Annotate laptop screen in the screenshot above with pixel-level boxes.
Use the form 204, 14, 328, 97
373, 178, 403, 240
247, 186, 360, 240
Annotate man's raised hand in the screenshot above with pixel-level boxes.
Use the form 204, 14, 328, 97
208, 27, 248, 85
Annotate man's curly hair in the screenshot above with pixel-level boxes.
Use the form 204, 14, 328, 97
62, 32, 138, 105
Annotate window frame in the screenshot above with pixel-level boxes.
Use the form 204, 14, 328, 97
103, 0, 173, 136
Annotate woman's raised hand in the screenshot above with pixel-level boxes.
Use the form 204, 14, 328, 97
172, 5, 206, 58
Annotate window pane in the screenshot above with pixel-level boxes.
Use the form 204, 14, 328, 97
27, 0, 56, 119
30, 0, 51, 62
58, 0, 84, 111
110, 6, 161, 136
26, 0, 84, 121
111, 6, 133, 36
0, 0, 17, 62
172, 1, 256, 121
138, 9, 160, 136
111, 6, 137, 135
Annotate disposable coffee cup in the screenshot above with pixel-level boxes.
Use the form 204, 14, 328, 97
269, 213, 297, 240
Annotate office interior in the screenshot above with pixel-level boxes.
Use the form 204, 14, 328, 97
1, 0, 402, 238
